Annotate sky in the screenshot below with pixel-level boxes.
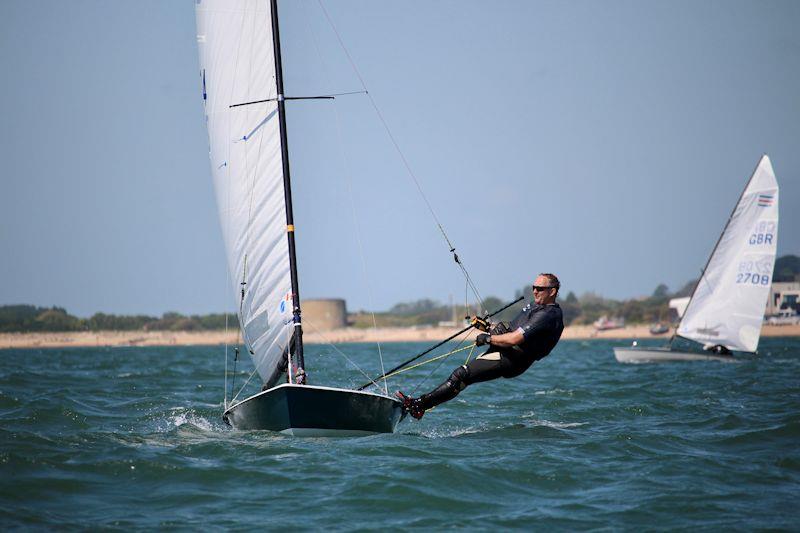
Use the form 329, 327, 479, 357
1, 0, 798, 317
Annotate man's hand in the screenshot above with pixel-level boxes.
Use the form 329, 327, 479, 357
470, 316, 491, 332
476, 333, 491, 346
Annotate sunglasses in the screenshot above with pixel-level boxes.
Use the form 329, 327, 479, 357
532, 285, 556, 292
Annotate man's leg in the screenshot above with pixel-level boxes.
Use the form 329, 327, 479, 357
398, 352, 511, 419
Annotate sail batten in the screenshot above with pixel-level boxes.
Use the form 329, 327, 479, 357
677, 155, 779, 352
197, 0, 293, 383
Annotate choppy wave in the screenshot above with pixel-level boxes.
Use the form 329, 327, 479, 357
1, 339, 799, 529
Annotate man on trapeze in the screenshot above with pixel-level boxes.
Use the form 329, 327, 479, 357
397, 273, 564, 420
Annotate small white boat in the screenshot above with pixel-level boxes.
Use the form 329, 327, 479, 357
614, 155, 779, 363
614, 345, 736, 364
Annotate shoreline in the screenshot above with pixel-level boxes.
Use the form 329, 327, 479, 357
1, 324, 799, 349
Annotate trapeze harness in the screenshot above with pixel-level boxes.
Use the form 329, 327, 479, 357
418, 302, 564, 411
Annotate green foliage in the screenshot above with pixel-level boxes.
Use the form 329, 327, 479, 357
35, 308, 83, 331
0, 305, 43, 332
571, 292, 620, 325
673, 279, 697, 298
559, 299, 581, 325
652, 283, 669, 298
388, 299, 440, 316
0, 305, 239, 333
774, 254, 800, 282
0, 305, 84, 332
86, 313, 156, 331
4, 256, 796, 333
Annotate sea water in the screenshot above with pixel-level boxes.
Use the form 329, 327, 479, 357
1, 338, 798, 529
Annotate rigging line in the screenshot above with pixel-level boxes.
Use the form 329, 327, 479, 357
411, 331, 473, 395
230, 364, 260, 405
224, 294, 229, 409
301, 2, 388, 395
464, 343, 476, 365
302, 318, 383, 389
377, 344, 473, 381
230, 264, 249, 403
357, 295, 523, 390
231, 325, 294, 405
316, 0, 485, 309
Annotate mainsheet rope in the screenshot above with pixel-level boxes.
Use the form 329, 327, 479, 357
376, 344, 476, 383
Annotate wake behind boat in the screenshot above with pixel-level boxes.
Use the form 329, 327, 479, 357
614, 155, 779, 363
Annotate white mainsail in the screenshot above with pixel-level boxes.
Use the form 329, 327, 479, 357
677, 155, 779, 352
196, 0, 293, 382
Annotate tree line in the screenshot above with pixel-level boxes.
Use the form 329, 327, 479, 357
3, 255, 797, 333
0, 306, 239, 333
348, 254, 800, 328
349, 279, 693, 329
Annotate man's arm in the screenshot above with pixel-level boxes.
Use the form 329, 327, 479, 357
477, 329, 524, 347
477, 309, 553, 347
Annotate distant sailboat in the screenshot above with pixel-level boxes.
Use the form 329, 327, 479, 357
195, 0, 403, 434
614, 155, 779, 363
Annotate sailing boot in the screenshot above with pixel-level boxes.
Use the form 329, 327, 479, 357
395, 391, 426, 420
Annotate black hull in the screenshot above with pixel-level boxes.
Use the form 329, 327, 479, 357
223, 384, 404, 436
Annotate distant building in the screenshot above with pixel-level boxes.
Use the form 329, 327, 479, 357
669, 297, 690, 319
301, 299, 348, 331
766, 282, 800, 316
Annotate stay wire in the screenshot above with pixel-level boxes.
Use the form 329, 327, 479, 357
230, 365, 259, 405
411, 331, 473, 395
316, 0, 485, 311
303, 318, 383, 391
301, 3, 388, 395
376, 343, 474, 382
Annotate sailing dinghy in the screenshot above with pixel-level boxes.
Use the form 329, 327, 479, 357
195, 0, 404, 434
614, 155, 779, 363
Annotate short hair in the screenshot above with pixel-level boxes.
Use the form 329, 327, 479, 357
539, 273, 560, 293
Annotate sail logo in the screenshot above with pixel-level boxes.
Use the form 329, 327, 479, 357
749, 220, 775, 245
757, 194, 774, 207
696, 326, 721, 337
279, 293, 292, 314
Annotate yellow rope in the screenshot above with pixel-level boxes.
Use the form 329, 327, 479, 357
464, 343, 476, 365
377, 344, 474, 382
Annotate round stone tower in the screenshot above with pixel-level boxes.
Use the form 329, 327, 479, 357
301, 299, 347, 331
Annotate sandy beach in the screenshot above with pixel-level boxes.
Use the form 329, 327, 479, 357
1, 324, 798, 349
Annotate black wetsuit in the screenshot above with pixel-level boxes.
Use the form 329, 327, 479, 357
418, 302, 564, 410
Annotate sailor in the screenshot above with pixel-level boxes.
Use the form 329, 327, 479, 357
703, 343, 732, 356
397, 273, 565, 419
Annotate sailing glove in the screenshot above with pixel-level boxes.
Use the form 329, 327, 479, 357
470, 316, 491, 332
476, 333, 491, 346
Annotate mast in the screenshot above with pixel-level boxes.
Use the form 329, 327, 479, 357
270, 0, 305, 377
669, 156, 764, 350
